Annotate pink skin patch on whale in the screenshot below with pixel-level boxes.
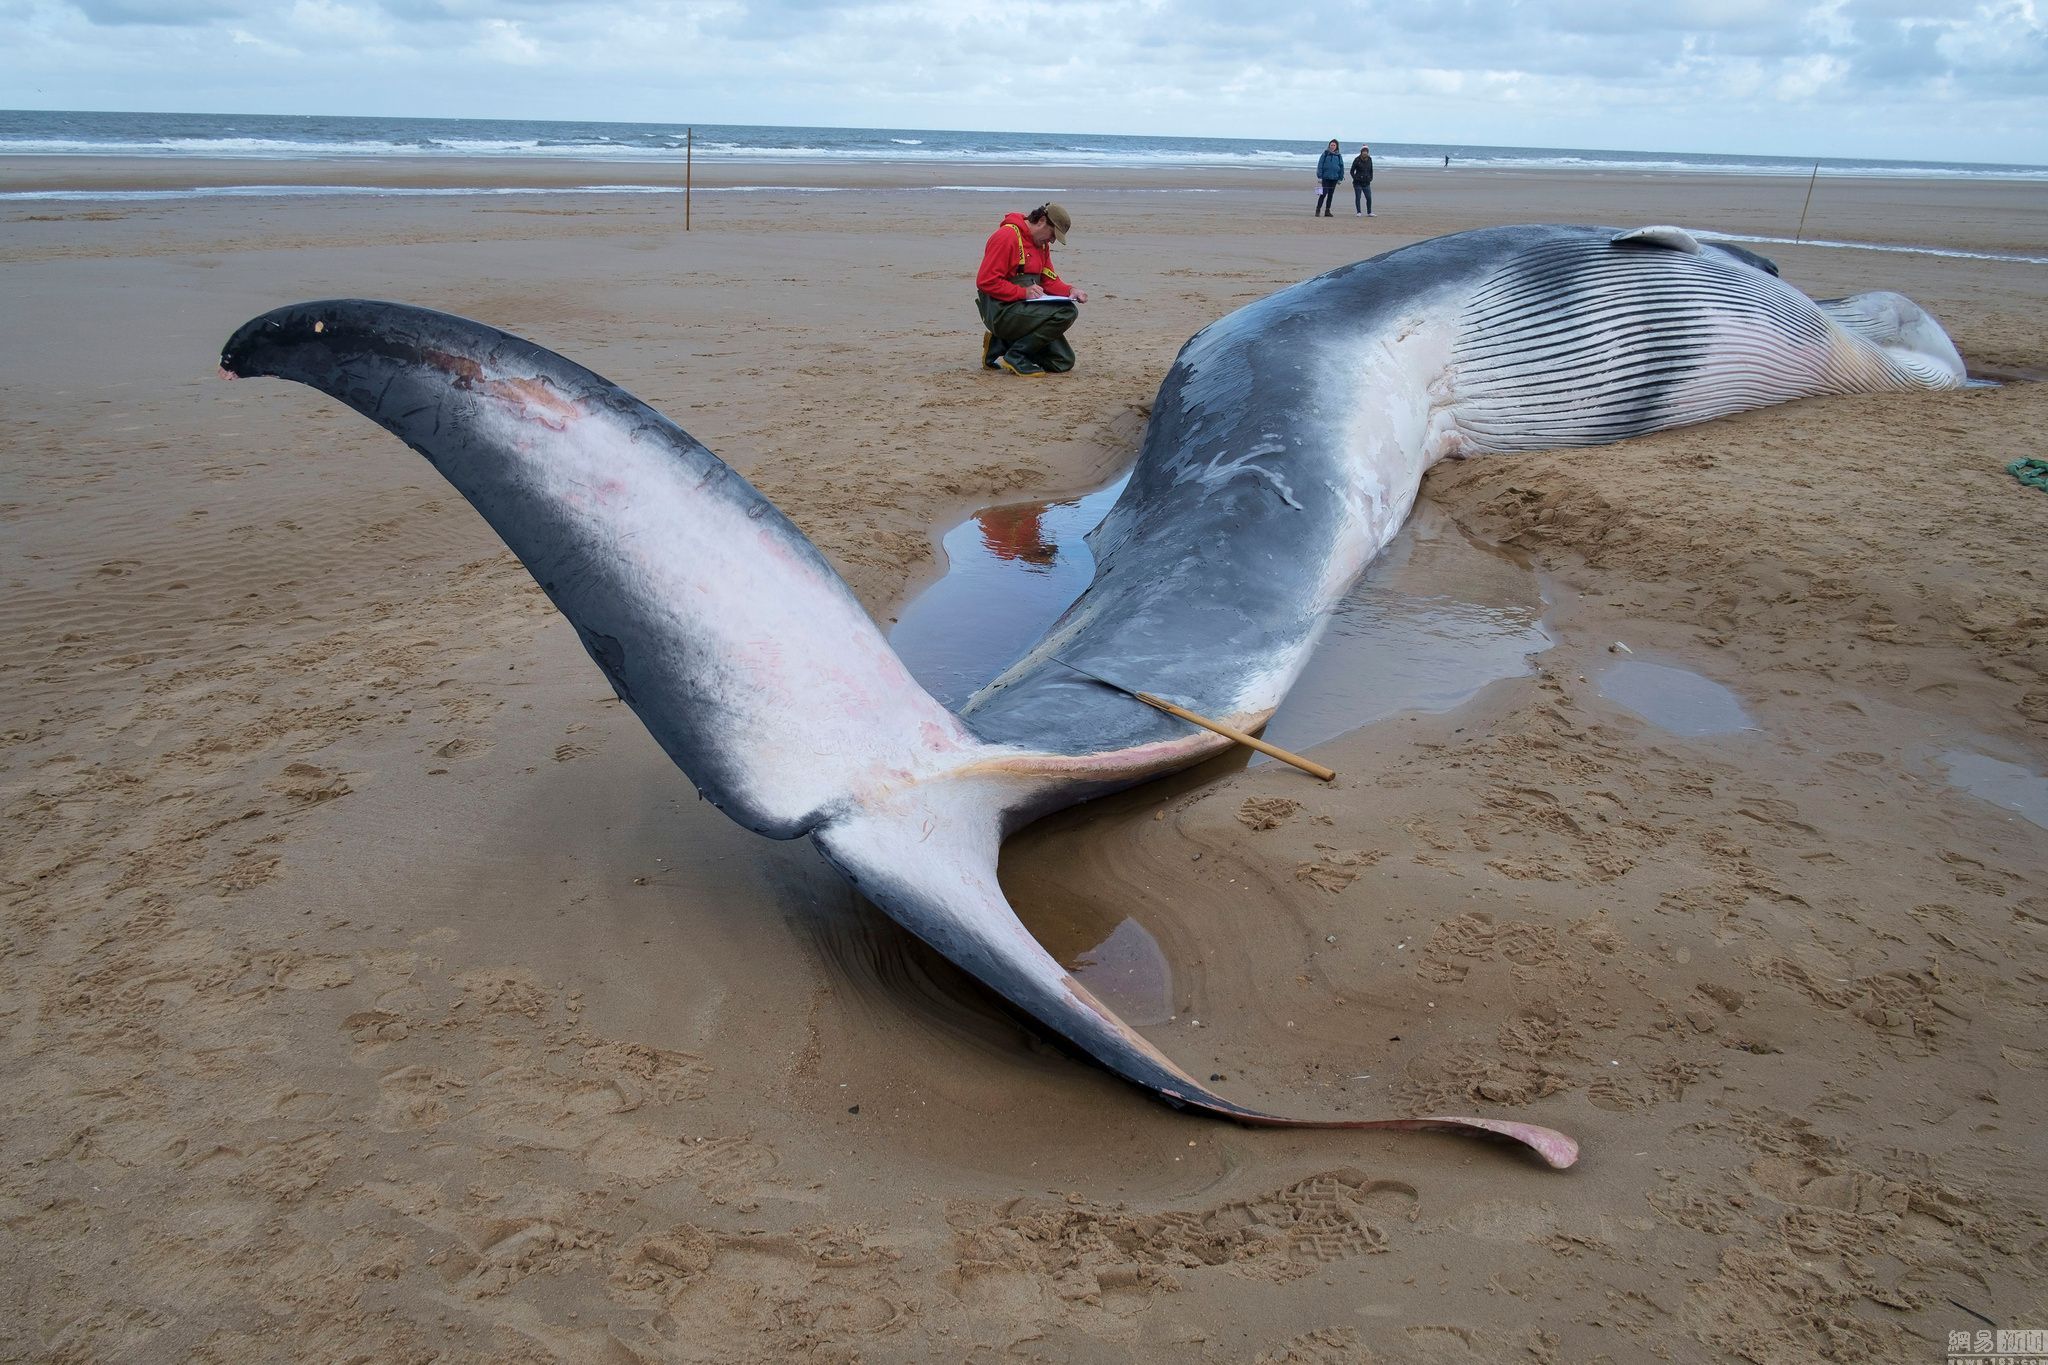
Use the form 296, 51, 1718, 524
423, 349, 587, 431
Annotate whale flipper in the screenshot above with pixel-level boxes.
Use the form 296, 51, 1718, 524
222, 298, 1579, 1168
1814, 291, 1968, 383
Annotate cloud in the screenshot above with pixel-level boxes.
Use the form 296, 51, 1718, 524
68, 0, 256, 25
4, 0, 2043, 162
287, 0, 390, 43
227, 27, 298, 54
469, 15, 542, 64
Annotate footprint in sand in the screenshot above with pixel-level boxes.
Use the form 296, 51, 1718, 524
266, 761, 352, 806
213, 853, 281, 894
457, 1219, 602, 1298
372, 1063, 469, 1132
1254, 1327, 1365, 1364
612, 1224, 904, 1337
1238, 797, 1301, 830
1294, 846, 1384, 893
674, 1134, 780, 1206
432, 735, 485, 761
1259, 1171, 1416, 1262
342, 1009, 410, 1051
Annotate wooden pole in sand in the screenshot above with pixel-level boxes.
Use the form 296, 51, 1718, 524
685, 127, 693, 231
1794, 161, 1819, 243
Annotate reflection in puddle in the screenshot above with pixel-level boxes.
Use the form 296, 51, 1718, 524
1597, 660, 1755, 737
889, 477, 1128, 709
1017, 871, 1177, 1028
890, 479, 1551, 740
1940, 750, 2048, 829
1065, 917, 1175, 1026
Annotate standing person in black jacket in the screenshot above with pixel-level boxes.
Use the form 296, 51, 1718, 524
1314, 140, 1344, 217
1350, 145, 1375, 216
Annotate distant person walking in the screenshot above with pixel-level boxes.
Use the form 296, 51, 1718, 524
1314, 140, 1344, 217
1350, 145, 1375, 216
1444, 154, 1452, 169
975, 202, 1087, 377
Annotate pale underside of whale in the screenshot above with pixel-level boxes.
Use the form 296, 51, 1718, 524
220, 224, 1967, 1170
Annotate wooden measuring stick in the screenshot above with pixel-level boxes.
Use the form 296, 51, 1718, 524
1049, 654, 1336, 780
1128, 689, 1336, 782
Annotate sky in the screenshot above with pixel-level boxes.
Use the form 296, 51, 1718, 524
5, 0, 2046, 164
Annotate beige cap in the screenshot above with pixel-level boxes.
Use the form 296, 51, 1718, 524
1040, 202, 1072, 243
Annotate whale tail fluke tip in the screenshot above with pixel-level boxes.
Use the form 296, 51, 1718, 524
814, 794, 1578, 1169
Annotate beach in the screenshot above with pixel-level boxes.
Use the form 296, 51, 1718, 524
3, 157, 2045, 1362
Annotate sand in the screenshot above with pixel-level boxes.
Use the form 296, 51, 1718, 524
3, 158, 2045, 1363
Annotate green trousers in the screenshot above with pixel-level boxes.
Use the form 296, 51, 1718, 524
976, 293, 1079, 372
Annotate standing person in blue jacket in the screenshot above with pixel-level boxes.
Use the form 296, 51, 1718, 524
1314, 139, 1344, 217
1350, 144, 1375, 215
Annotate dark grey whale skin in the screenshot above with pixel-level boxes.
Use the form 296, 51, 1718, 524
963, 226, 1622, 757
964, 258, 1400, 753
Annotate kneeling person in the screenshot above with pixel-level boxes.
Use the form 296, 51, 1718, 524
976, 202, 1089, 376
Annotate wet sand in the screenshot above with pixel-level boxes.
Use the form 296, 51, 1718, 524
3, 158, 2046, 1362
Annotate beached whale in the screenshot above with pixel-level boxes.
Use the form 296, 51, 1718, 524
221, 224, 1966, 1169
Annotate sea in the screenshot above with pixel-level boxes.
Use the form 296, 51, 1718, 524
5, 108, 2045, 184
8, 109, 2048, 265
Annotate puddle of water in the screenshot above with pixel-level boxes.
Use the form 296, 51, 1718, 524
1258, 503, 1551, 759
890, 479, 1550, 742
1005, 866, 1178, 1026
1596, 660, 1755, 737
1940, 750, 2048, 829
1064, 917, 1175, 1026
889, 477, 1128, 709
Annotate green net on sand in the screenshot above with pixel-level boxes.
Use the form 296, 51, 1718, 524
2010, 457, 2048, 492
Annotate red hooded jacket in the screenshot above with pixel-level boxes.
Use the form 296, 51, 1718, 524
976, 212, 1072, 303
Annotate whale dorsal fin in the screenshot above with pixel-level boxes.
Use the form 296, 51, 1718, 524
1611, 225, 1703, 253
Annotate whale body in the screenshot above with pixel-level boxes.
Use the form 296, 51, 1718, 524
221, 225, 1967, 1169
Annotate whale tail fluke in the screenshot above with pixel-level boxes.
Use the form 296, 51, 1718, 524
221, 299, 991, 841
813, 790, 1578, 1169
223, 298, 1577, 1169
